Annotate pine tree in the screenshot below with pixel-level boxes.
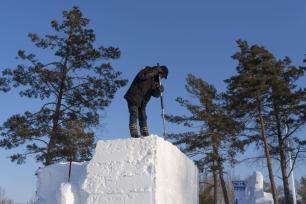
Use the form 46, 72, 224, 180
166, 74, 242, 204
224, 40, 279, 204
265, 56, 305, 204
225, 40, 305, 204
0, 7, 127, 165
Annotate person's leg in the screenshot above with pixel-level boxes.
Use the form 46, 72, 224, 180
127, 101, 139, 138
139, 102, 149, 136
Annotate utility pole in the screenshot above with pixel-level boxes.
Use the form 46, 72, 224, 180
286, 124, 297, 204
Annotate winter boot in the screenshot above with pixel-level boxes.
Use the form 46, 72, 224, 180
140, 126, 149, 137
129, 123, 139, 138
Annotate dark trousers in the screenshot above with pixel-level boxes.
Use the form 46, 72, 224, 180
127, 100, 148, 136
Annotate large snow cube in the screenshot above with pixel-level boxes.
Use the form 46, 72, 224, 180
83, 135, 199, 204
36, 135, 199, 204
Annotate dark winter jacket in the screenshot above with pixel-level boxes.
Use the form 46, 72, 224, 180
124, 66, 163, 106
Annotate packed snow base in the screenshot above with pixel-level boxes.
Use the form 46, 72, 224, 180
36, 135, 199, 204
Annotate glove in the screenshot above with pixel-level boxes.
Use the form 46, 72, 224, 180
159, 85, 164, 93
157, 65, 168, 79
151, 84, 164, 98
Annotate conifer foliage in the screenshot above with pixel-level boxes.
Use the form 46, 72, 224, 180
166, 74, 242, 204
224, 40, 280, 204
0, 7, 127, 165
224, 40, 305, 204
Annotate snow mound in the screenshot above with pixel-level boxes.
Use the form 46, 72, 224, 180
36, 135, 199, 204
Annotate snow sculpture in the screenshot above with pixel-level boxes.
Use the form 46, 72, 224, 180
245, 171, 273, 204
36, 135, 199, 204
233, 171, 274, 204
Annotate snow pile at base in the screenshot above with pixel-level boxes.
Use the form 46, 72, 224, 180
57, 183, 74, 204
245, 171, 273, 204
36, 135, 199, 204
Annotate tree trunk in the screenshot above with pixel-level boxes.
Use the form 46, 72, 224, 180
45, 62, 68, 165
218, 159, 230, 204
45, 90, 63, 165
257, 99, 279, 204
212, 137, 230, 204
279, 142, 291, 204
212, 161, 218, 204
273, 102, 291, 204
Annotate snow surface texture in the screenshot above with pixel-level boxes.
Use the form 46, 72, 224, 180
244, 171, 273, 204
57, 183, 74, 204
36, 135, 199, 204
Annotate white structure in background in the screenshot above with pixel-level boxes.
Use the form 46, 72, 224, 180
36, 135, 199, 204
233, 171, 274, 204
232, 180, 246, 204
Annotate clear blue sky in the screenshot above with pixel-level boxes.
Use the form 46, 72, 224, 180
0, 1, 305, 203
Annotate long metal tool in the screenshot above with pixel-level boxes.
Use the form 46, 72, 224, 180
68, 159, 72, 182
157, 63, 167, 139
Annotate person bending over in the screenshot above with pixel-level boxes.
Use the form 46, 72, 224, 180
124, 65, 168, 138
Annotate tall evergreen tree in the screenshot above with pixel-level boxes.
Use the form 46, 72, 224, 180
266, 56, 305, 204
166, 74, 242, 204
0, 7, 127, 165
225, 40, 305, 204
224, 40, 275, 204
224, 40, 279, 204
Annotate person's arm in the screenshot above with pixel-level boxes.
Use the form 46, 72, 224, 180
151, 84, 164, 98
138, 67, 161, 80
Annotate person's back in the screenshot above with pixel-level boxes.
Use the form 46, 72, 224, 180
124, 66, 156, 106
124, 65, 168, 138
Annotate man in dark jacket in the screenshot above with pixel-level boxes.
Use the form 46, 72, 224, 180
124, 65, 168, 138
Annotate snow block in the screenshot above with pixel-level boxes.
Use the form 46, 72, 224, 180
36, 135, 199, 204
